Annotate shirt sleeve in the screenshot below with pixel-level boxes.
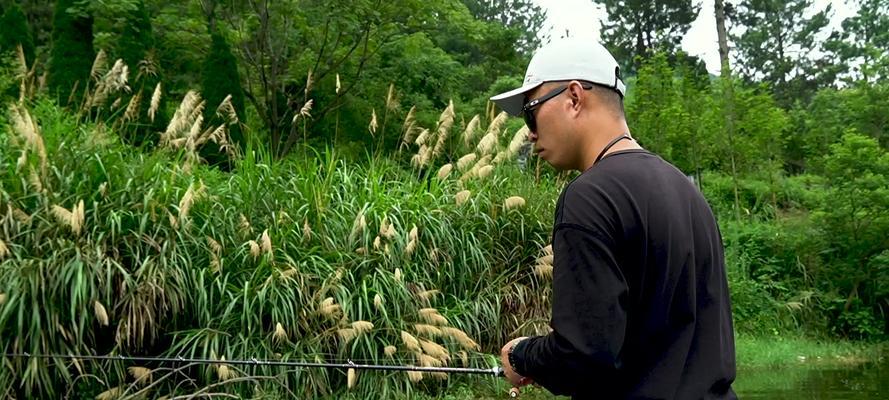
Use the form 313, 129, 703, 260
511, 223, 629, 396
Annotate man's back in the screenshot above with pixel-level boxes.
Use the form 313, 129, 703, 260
515, 149, 736, 399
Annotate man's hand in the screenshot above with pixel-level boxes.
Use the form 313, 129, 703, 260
500, 337, 533, 387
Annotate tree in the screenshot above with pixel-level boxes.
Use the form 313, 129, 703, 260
112, 0, 155, 72
219, 0, 442, 157
595, 0, 700, 73
201, 29, 246, 163
46, 0, 95, 105
428, 1, 532, 111
461, 0, 547, 56
626, 53, 676, 159
815, 132, 889, 337
786, 80, 889, 173
0, 3, 36, 64
715, 0, 741, 219
730, 0, 831, 107
822, 0, 889, 84
17, 0, 54, 52
626, 52, 723, 182
112, 0, 163, 143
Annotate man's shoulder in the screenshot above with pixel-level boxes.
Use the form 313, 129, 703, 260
584, 150, 697, 193
557, 150, 702, 224
564, 150, 667, 197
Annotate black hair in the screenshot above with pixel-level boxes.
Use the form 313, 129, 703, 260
587, 83, 625, 120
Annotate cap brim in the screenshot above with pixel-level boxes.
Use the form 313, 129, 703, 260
490, 81, 543, 116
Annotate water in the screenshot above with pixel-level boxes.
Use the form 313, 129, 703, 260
736, 361, 889, 399
466, 360, 889, 399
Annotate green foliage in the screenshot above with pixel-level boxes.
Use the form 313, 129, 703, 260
0, 3, 34, 101
46, 0, 95, 104
149, 1, 208, 93
626, 52, 683, 161
787, 81, 889, 173
595, 0, 700, 73
94, 0, 164, 144
15, 0, 54, 52
0, 3, 36, 64
730, 0, 832, 107
0, 99, 556, 397
200, 29, 246, 163
822, 0, 889, 84
813, 132, 889, 338
460, 0, 546, 56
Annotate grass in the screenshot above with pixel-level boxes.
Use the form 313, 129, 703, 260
0, 89, 562, 398
735, 333, 887, 369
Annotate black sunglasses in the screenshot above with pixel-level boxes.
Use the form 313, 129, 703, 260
521, 82, 595, 132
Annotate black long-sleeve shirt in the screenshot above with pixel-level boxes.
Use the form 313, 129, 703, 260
511, 149, 736, 399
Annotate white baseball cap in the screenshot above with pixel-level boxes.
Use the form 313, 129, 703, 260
490, 38, 626, 116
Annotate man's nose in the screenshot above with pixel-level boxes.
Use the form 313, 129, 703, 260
528, 130, 538, 142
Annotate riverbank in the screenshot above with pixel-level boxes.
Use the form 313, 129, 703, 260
735, 333, 886, 369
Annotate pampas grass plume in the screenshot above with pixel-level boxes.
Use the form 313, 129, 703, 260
419, 339, 449, 361
374, 294, 383, 310
504, 196, 526, 209
149, 83, 162, 122
437, 163, 453, 179
441, 327, 479, 350
407, 371, 423, 382
96, 386, 121, 400
400, 330, 420, 352
537, 254, 554, 265
128, 366, 152, 385
247, 240, 260, 258
414, 324, 442, 337
302, 219, 312, 242
534, 263, 554, 279
93, 300, 109, 326
455, 190, 471, 206
456, 153, 477, 170
261, 229, 273, 256
462, 115, 481, 147
338, 328, 357, 343
369, 108, 378, 135
477, 165, 494, 179
542, 244, 553, 256
274, 322, 288, 343
347, 368, 357, 389
352, 320, 374, 334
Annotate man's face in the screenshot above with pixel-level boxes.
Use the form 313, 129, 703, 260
523, 82, 576, 171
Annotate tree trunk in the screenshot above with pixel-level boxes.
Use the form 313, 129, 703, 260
715, 0, 742, 221
715, 0, 730, 73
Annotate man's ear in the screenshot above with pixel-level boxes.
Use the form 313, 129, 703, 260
567, 80, 586, 112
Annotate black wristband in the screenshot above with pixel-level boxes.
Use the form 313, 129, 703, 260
508, 338, 528, 376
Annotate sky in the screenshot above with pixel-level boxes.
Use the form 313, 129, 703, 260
531, 0, 858, 74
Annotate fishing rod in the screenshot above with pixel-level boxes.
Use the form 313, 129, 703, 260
4, 352, 523, 397
4, 352, 503, 375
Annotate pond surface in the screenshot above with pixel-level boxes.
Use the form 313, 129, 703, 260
735, 361, 889, 399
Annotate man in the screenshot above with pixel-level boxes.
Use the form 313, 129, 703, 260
490, 38, 736, 399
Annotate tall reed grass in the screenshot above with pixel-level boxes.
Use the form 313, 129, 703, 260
0, 56, 558, 397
